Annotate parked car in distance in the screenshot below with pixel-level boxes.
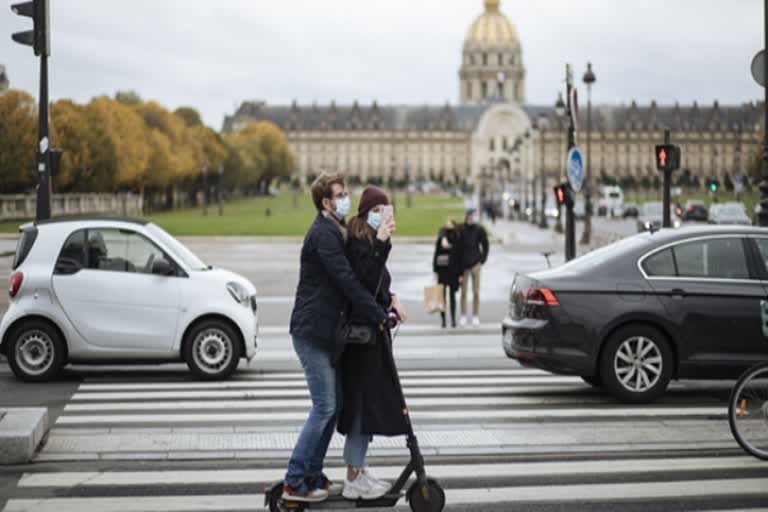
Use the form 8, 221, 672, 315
0, 217, 259, 382
709, 202, 751, 225
502, 225, 768, 403
598, 186, 624, 218
637, 202, 680, 232
622, 203, 640, 219
682, 200, 709, 222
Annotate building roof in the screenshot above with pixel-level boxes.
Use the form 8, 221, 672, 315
465, 0, 518, 49
223, 100, 762, 134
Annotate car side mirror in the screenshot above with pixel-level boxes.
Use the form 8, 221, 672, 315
151, 258, 174, 276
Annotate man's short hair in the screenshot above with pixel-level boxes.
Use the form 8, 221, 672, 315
311, 173, 345, 212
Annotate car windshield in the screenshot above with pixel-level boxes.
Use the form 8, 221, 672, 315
559, 234, 649, 273
146, 223, 208, 271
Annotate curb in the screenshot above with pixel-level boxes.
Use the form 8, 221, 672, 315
259, 324, 499, 337
0, 407, 49, 465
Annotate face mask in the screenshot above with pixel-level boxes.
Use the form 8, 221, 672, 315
367, 211, 382, 231
334, 195, 351, 219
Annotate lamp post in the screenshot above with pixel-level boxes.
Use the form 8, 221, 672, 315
554, 92, 566, 233
538, 116, 549, 228
580, 62, 596, 245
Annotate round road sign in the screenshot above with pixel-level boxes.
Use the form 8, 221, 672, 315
751, 50, 765, 87
567, 147, 584, 193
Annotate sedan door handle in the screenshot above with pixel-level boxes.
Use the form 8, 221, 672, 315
670, 288, 686, 298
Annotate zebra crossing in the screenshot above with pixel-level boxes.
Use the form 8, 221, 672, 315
4, 366, 768, 511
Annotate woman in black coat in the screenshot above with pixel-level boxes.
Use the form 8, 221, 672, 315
337, 186, 409, 500
432, 218, 463, 328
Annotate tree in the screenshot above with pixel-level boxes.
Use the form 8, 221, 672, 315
50, 99, 117, 192
225, 122, 294, 195
0, 90, 37, 193
175, 107, 203, 128
115, 90, 143, 106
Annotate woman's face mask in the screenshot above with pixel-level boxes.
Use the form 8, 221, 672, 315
367, 211, 382, 230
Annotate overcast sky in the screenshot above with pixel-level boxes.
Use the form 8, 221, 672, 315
0, 0, 763, 129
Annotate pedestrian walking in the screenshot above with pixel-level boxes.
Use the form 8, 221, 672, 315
432, 218, 463, 328
284, 174, 387, 504
338, 186, 409, 500
459, 207, 490, 327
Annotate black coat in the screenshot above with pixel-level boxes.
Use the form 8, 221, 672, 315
337, 232, 409, 437
290, 213, 387, 353
460, 223, 490, 270
432, 228, 464, 288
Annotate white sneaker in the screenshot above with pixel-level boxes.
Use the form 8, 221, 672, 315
362, 467, 390, 492
472, 316, 480, 326
459, 316, 467, 327
343, 472, 389, 500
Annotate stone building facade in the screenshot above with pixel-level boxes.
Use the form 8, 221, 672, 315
222, 0, 761, 195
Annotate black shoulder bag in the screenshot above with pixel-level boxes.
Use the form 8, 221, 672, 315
335, 270, 385, 347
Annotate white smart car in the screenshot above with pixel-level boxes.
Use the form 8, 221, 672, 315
0, 217, 258, 381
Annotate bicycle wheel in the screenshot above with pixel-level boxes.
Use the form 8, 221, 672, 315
728, 362, 768, 460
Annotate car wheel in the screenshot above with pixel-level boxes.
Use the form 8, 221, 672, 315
183, 320, 241, 380
581, 374, 602, 387
600, 325, 673, 404
7, 320, 65, 382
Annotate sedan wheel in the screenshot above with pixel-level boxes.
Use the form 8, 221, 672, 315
8, 320, 65, 382
183, 320, 241, 380
600, 325, 673, 403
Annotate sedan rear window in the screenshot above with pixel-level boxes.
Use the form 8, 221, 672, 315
642, 249, 676, 277
13, 227, 37, 270
642, 238, 750, 280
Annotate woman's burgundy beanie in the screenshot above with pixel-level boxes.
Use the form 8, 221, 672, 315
357, 186, 389, 217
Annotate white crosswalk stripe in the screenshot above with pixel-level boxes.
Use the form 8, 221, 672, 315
6, 367, 765, 511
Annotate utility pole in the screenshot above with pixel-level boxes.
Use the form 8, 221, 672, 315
564, 65, 577, 261
11, 0, 52, 221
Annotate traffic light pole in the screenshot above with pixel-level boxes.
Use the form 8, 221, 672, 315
36, 52, 52, 221
662, 129, 672, 228
759, 0, 768, 226
565, 67, 576, 262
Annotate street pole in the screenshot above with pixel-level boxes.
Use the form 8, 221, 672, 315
564, 65, 577, 261
760, 0, 768, 226
662, 129, 672, 228
36, 52, 52, 221
539, 120, 549, 228
554, 93, 566, 234
580, 63, 596, 245
217, 163, 224, 216
202, 161, 208, 216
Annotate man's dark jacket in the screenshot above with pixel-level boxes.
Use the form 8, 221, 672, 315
290, 213, 387, 353
460, 223, 490, 270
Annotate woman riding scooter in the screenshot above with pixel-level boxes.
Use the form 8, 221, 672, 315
338, 185, 408, 500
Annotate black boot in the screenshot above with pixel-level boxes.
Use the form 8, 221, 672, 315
440, 312, 446, 328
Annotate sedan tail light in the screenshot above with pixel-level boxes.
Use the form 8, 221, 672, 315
9, 272, 23, 298
523, 287, 560, 306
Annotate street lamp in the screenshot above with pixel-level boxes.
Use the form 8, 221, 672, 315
580, 62, 597, 245
538, 115, 549, 229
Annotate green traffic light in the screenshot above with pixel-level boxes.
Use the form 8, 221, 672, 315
710, 184, 717, 192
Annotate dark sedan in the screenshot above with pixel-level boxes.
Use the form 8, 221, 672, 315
682, 200, 708, 222
502, 226, 768, 403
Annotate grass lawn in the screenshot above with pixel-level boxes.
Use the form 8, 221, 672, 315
0, 194, 466, 237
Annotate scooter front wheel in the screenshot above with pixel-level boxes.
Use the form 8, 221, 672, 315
407, 478, 445, 512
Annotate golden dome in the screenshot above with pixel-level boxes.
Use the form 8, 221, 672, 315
465, 0, 518, 48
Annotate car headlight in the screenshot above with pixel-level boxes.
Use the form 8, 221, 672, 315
227, 282, 250, 305
644, 221, 652, 230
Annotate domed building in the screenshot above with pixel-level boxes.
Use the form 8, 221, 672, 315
460, 0, 525, 104
224, 0, 761, 205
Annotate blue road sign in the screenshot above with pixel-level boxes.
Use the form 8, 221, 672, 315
567, 147, 584, 193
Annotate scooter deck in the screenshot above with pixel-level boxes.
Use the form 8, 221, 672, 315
282, 493, 402, 509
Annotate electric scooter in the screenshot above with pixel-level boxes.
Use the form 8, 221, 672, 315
265, 323, 445, 512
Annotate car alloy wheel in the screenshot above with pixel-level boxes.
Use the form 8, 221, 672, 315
613, 336, 663, 393
192, 328, 233, 375
15, 330, 55, 377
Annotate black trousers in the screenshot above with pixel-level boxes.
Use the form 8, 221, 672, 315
440, 283, 458, 327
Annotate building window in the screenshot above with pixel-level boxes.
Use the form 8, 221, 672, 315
509, 55, 515, 65
498, 53, 503, 66
483, 53, 488, 66
489, 138, 495, 151
498, 82, 504, 98
502, 137, 508, 150
467, 82, 473, 99
469, 54, 475, 66
481, 82, 488, 99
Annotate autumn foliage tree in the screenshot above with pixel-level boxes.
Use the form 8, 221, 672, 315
0, 92, 293, 208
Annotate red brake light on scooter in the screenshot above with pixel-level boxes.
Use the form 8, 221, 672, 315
9, 272, 23, 298
523, 287, 560, 306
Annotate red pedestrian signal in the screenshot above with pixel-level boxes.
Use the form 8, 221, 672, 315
655, 144, 680, 173
553, 183, 573, 209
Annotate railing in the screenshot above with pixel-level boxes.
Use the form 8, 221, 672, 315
0, 193, 143, 221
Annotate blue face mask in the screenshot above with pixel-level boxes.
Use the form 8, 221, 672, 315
334, 196, 351, 219
367, 211, 382, 231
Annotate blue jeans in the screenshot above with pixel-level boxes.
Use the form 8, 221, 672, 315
285, 335, 340, 486
343, 410, 371, 468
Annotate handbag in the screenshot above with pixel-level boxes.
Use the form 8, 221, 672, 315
336, 270, 385, 346
436, 254, 450, 267
424, 283, 446, 314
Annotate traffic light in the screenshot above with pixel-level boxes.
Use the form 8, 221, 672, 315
710, 179, 719, 193
553, 183, 574, 209
655, 144, 681, 173
11, 0, 49, 57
